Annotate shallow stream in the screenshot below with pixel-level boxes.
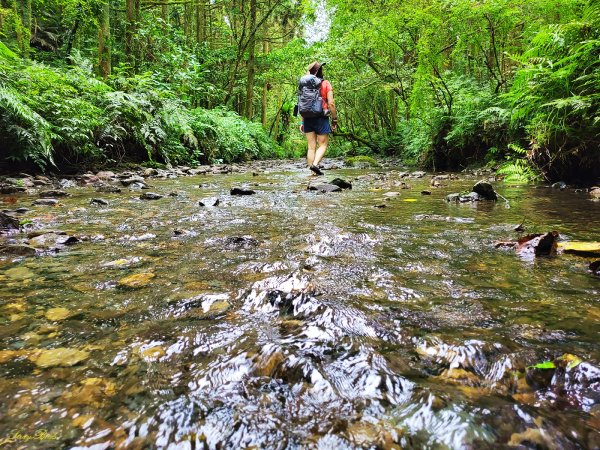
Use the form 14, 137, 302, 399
1, 160, 599, 449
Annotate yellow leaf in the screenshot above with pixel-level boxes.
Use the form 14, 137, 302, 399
403, 198, 418, 202
558, 241, 600, 255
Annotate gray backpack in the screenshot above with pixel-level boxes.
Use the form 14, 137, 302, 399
297, 74, 324, 118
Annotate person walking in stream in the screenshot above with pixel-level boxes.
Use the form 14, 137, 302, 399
297, 61, 338, 176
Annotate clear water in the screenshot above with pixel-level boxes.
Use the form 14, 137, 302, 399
1, 161, 599, 449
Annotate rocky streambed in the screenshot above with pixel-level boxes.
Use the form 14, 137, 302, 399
0, 159, 599, 449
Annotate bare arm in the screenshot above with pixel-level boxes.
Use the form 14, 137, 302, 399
327, 90, 338, 126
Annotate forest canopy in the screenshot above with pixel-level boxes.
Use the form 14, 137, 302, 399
0, 0, 598, 181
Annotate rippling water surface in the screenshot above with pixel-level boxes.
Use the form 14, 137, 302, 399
1, 160, 599, 449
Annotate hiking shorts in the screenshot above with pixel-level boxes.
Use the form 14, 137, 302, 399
303, 116, 331, 135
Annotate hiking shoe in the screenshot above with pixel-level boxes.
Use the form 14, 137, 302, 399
309, 165, 324, 176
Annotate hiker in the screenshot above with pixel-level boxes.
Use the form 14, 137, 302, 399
297, 61, 338, 176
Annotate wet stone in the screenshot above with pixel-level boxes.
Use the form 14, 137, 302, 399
33, 198, 59, 206
95, 185, 122, 193
96, 171, 116, 180
90, 198, 109, 206
140, 192, 163, 200
31, 348, 89, 368
0, 211, 20, 230
230, 187, 256, 196
5, 266, 35, 280
446, 192, 480, 202
121, 176, 145, 186
223, 236, 260, 250
118, 272, 156, 288
329, 178, 352, 190
143, 168, 159, 177
45, 307, 72, 321
308, 183, 342, 193
39, 190, 69, 198
472, 180, 498, 200
0, 244, 36, 256
28, 232, 79, 250
0, 184, 27, 194
199, 197, 220, 207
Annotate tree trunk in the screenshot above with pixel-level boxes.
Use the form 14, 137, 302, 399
261, 39, 269, 127
16, 0, 31, 57
65, 17, 80, 62
125, 0, 136, 69
196, 0, 205, 43
244, 0, 257, 118
98, 0, 111, 78
161, 3, 168, 23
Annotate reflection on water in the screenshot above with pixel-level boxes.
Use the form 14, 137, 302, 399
1, 161, 599, 449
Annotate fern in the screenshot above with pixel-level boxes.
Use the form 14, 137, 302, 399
497, 143, 540, 183
0, 85, 55, 167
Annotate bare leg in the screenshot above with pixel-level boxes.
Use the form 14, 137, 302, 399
313, 133, 329, 167
306, 132, 317, 166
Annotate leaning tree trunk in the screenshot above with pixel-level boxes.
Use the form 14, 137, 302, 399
16, 0, 31, 57
261, 39, 269, 127
244, 0, 257, 118
98, 0, 111, 78
125, 0, 136, 70
196, 0, 205, 43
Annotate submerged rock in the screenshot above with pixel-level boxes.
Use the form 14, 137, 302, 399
117, 272, 156, 288
0, 244, 36, 256
552, 181, 567, 190
31, 348, 89, 368
230, 187, 256, 196
102, 257, 143, 269
45, 307, 72, 321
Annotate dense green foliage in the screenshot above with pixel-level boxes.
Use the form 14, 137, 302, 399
307, 0, 598, 181
0, 43, 282, 168
0, 0, 598, 180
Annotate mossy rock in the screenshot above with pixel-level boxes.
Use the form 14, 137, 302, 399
344, 155, 380, 168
